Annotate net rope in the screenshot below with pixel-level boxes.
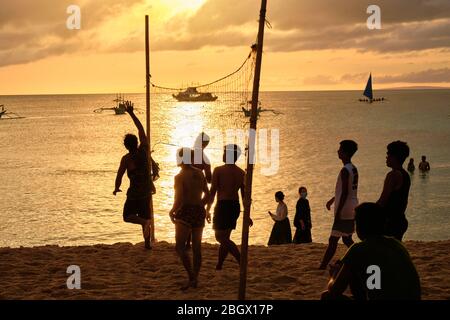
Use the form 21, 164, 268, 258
150, 46, 257, 133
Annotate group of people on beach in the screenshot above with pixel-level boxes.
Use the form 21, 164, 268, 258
316, 139, 421, 299
114, 102, 421, 299
114, 102, 249, 289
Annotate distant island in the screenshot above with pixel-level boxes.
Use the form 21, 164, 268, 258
382, 86, 450, 90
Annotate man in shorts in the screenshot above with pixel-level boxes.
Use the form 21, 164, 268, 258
207, 144, 252, 270
184, 132, 213, 249
113, 101, 153, 249
169, 148, 210, 290
320, 140, 359, 269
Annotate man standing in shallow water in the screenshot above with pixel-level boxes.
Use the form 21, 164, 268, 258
113, 101, 153, 249
418, 155, 431, 172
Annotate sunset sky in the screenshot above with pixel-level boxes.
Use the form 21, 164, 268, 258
1, 0, 450, 94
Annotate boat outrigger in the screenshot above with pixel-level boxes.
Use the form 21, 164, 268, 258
242, 106, 262, 117
172, 87, 218, 102
359, 73, 385, 103
0, 105, 25, 120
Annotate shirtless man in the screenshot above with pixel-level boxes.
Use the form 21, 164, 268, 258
377, 141, 411, 241
169, 148, 210, 290
184, 132, 213, 249
113, 101, 152, 249
207, 144, 252, 270
193, 132, 212, 183
418, 155, 430, 172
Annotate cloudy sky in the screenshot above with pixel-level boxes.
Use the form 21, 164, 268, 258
0, 0, 449, 94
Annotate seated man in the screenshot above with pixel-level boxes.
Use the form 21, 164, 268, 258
321, 202, 421, 300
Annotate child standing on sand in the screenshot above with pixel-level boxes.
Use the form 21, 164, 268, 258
268, 191, 292, 245
319, 140, 359, 270
293, 187, 312, 244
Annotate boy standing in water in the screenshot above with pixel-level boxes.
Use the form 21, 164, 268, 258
418, 155, 430, 172
320, 140, 359, 270
407, 158, 415, 173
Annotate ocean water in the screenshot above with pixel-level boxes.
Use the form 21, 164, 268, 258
0, 90, 449, 248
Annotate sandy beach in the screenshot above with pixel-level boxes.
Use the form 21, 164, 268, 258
0, 240, 448, 300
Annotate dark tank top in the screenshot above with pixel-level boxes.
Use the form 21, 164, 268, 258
127, 145, 151, 199
385, 169, 410, 220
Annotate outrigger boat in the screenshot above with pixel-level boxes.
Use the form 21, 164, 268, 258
359, 73, 385, 103
93, 94, 127, 114
242, 106, 262, 117
112, 95, 127, 114
173, 87, 218, 102
240, 101, 281, 117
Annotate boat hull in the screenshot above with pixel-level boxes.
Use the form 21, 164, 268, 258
114, 108, 126, 115
172, 94, 218, 102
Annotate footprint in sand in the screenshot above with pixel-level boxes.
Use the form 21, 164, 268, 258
273, 275, 297, 284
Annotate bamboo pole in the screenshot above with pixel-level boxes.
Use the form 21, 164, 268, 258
145, 15, 155, 242
239, 0, 267, 300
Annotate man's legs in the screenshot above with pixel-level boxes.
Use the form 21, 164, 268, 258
185, 232, 192, 249
342, 235, 354, 248
191, 227, 204, 286
215, 229, 240, 270
123, 215, 151, 239
319, 236, 339, 269
175, 222, 195, 290
123, 198, 151, 244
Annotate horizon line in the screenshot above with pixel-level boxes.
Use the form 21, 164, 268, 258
2, 86, 450, 97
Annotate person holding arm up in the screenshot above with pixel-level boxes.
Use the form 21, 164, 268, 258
113, 101, 153, 249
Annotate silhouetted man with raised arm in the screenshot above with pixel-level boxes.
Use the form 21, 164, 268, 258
114, 101, 153, 249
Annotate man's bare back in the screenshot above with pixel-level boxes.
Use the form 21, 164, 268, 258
213, 164, 245, 201
176, 166, 207, 206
